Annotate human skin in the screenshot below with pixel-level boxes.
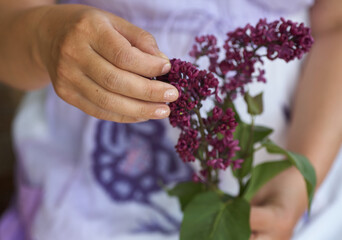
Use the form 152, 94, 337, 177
250, 0, 342, 239
0, 0, 341, 239
0, 1, 179, 123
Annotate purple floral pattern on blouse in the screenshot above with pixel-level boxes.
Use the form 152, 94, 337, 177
92, 120, 192, 233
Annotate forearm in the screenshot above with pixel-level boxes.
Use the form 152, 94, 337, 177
0, 2, 54, 90
243, 2, 342, 237
287, 18, 342, 189
253, 22, 342, 228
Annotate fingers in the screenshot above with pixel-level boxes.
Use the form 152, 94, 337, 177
106, 13, 166, 58
90, 19, 170, 78
75, 73, 171, 120
55, 85, 147, 123
49, 8, 174, 122
75, 96, 147, 123
53, 62, 171, 121
82, 49, 178, 102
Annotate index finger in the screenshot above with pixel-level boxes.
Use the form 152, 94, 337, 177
90, 18, 170, 78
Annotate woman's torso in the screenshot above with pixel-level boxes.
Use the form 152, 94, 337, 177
6, 1, 340, 240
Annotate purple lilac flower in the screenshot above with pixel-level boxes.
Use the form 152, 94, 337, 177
189, 35, 220, 72
220, 18, 313, 95
189, 18, 314, 97
161, 59, 220, 129
157, 18, 314, 183
205, 108, 240, 170
175, 129, 199, 163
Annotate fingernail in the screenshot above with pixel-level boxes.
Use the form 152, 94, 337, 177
164, 89, 178, 102
154, 108, 169, 118
161, 63, 171, 75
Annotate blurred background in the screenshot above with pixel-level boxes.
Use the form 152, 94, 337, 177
0, 83, 22, 215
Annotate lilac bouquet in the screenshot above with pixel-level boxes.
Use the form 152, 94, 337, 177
157, 18, 316, 240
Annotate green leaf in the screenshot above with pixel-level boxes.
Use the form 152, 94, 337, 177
262, 140, 317, 209
168, 182, 206, 211
233, 123, 254, 178
233, 122, 248, 144
243, 160, 292, 201
244, 92, 263, 115
180, 192, 251, 240
252, 126, 273, 143
233, 123, 273, 179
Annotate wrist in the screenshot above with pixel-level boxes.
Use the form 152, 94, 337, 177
33, 4, 98, 78
30, 5, 57, 75
2, 5, 55, 89
277, 167, 309, 223
254, 167, 308, 223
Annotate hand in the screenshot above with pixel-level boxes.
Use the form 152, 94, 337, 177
250, 168, 308, 240
36, 4, 178, 123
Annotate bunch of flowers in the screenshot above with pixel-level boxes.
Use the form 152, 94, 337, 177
157, 18, 317, 240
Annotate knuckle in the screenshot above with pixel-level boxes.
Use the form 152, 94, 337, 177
58, 11, 95, 57
102, 70, 121, 91
138, 30, 157, 46
55, 61, 81, 86
96, 93, 111, 109
57, 10, 101, 60
73, 10, 94, 34
54, 81, 69, 100
58, 35, 78, 61
138, 105, 148, 118
55, 62, 69, 80
144, 82, 155, 101
113, 46, 134, 67
95, 25, 115, 48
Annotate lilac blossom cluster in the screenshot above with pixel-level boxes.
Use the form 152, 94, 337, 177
189, 35, 220, 72
158, 18, 314, 184
191, 18, 314, 96
205, 107, 241, 170
158, 59, 220, 129
157, 59, 240, 182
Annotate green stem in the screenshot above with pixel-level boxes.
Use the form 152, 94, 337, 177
193, 107, 214, 185
238, 178, 244, 197
193, 108, 206, 143
238, 116, 256, 197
